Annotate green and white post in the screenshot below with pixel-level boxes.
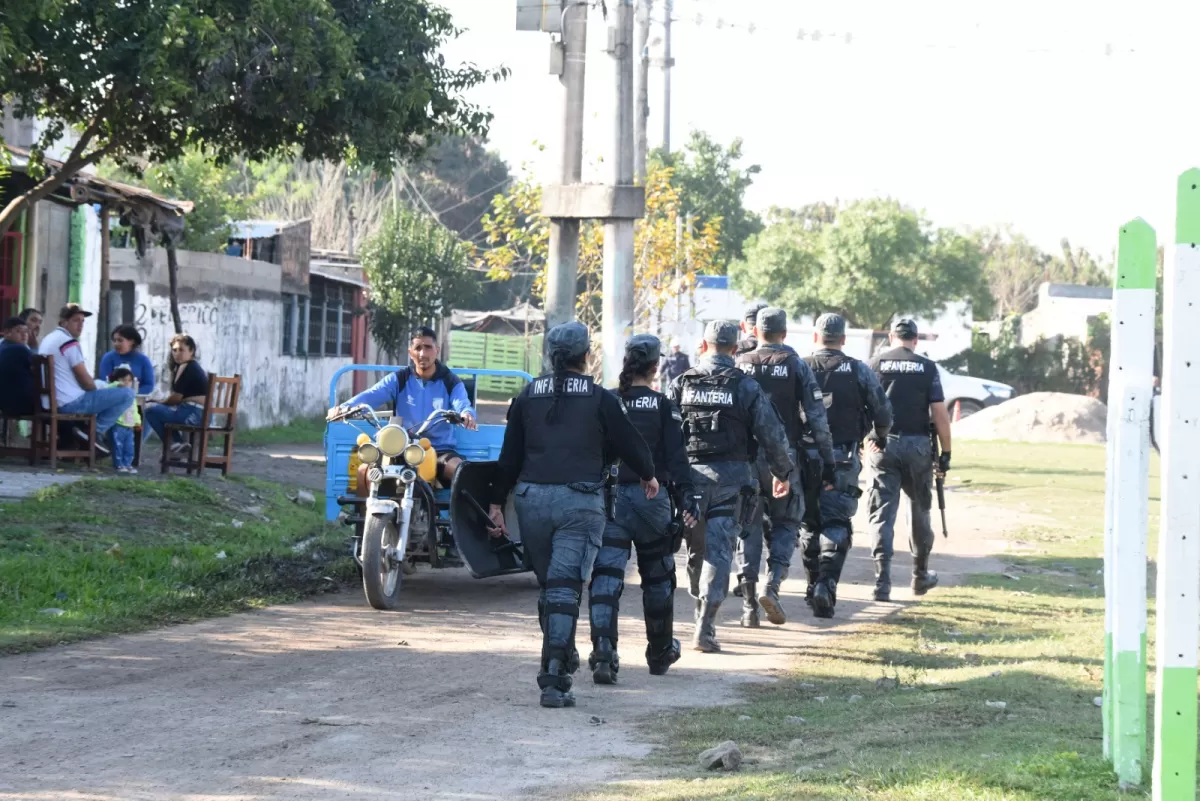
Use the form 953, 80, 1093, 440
1105, 217, 1156, 787
1152, 170, 1200, 800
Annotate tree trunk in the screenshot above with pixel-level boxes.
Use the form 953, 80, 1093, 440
166, 243, 183, 334
0, 127, 110, 239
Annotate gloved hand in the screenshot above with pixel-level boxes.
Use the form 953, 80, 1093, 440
821, 462, 837, 489
937, 451, 951, 475
683, 495, 701, 529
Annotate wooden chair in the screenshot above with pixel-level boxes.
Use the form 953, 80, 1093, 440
161, 373, 242, 477
29, 355, 97, 470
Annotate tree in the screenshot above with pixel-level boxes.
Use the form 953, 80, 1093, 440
974, 228, 1112, 318
731, 198, 992, 329
406, 136, 512, 244
361, 208, 477, 361
0, 0, 505, 238
651, 131, 763, 269
479, 163, 721, 334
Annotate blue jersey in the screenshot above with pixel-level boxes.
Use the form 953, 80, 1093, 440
346, 363, 475, 452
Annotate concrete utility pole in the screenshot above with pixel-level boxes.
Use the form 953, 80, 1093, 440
633, 0, 652, 182
544, 1, 589, 335
661, 0, 674, 154
601, 0, 636, 386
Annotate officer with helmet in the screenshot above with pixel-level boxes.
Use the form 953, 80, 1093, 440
668, 320, 794, 653
735, 307, 834, 627
586, 334, 700, 685
488, 322, 658, 708
799, 313, 893, 618
866, 318, 952, 601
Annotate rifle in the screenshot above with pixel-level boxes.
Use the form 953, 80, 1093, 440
930, 424, 948, 539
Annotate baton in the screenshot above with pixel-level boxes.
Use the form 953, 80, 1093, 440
930, 423, 949, 539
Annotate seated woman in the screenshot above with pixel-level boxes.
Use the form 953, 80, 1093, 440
98, 325, 156, 394
143, 334, 209, 455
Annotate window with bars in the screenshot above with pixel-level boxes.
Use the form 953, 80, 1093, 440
304, 277, 356, 357
341, 288, 354, 356
308, 281, 325, 355
281, 293, 295, 355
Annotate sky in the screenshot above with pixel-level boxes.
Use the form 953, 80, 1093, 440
437, 0, 1200, 258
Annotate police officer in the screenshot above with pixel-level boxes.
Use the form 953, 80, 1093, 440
489, 323, 658, 708
669, 320, 794, 653
735, 307, 834, 627
587, 335, 701, 684
800, 313, 893, 618
866, 318, 952, 601
735, 302, 768, 355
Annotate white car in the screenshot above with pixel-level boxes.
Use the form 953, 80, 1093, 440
936, 366, 1014, 418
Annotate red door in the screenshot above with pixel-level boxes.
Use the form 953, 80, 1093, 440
0, 232, 22, 321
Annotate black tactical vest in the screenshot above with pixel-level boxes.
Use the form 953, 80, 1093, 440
805, 350, 865, 445
738, 347, 800, 442
678, 367, 751, 463
618, 386, 666, 483
519, 372, 607, 484
871, 347, 936, 435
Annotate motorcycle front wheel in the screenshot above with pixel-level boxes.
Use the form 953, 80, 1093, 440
361, 515, 403, 610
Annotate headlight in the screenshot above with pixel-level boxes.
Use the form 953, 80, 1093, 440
357, 442, 381, 464
403, 443, 426, 466
983, 383, 1014, 399
376, 424, 409, 457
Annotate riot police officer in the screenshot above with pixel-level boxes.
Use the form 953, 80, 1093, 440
489, 322, 658, 708
866, 318, 952, 601
587, 335, 700, 684
668, 320, 794, 653
735, 307, 834, 627
735, 302, 768, 355
800, 313, 893, 618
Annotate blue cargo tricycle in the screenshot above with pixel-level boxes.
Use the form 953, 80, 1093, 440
324, 365, 534, 609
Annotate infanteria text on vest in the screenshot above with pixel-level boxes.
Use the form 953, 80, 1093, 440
739, 347, 802, 442
805, 351, 866, 446
678, 369, 751, 463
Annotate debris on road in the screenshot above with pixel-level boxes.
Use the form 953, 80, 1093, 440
985, 701, 1008, 710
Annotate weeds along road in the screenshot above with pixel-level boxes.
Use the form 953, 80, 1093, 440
0, 449, 1017, 801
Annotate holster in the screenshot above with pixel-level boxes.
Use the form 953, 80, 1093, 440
738, 484, 759, 528
666, 484, 686, 553
603, 462, 619, 522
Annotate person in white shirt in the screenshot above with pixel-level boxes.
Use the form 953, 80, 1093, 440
38, 303, 135, 453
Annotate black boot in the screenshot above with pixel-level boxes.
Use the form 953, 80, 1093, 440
740, 581, 760, 628
692, 600, 722, 652
759, 564, 788, 625
911, 555, 939, 595
812, 545, 847, 619
538, 658, 576, 708
588, 637, 620, 685
873, 557, 892, 602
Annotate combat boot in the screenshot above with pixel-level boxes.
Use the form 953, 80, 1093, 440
740, 582, 761, 628
692, 601, 722, 653
646, 602, 681, 675
759, 564, 788, 625
873, 557, 892, 602
911, 555, 940, 596
647, 639, 682, 675
538, 658, 576, 708
588, 637, 620, 685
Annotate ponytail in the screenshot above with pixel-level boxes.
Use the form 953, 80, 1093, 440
546, 349, 587, 422
618, 348, 656, 394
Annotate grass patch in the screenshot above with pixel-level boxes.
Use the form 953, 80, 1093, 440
237, 415, 327, 447
0, 476, 355, 653
581, 440, 1165, 800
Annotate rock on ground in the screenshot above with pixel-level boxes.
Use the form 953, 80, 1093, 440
698, 741, 743, 771
953, 392, 1107, 445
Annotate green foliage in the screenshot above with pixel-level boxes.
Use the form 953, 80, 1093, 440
406, 136, 512, 245
975, 227, 1112, 317
941, 316, 1109, 401
651, 130, 763, 269
361, 207, 476, 360
732, 199, 993, 329
0, 0, 505, 235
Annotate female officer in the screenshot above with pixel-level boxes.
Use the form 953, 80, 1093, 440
587, 335, 700, 684
488, 322, 658, 708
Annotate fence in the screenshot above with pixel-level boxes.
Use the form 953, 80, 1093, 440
1102, 168, 1200, 798
447, 331, 543, 399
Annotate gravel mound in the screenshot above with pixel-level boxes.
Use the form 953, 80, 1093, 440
953, 392, 1107, 444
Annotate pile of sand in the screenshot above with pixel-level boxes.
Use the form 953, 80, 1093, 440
953, 392, 1107, 444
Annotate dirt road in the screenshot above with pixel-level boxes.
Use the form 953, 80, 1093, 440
0, 449, 1022, 801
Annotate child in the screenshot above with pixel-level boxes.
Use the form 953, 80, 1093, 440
107, 367, 140, 473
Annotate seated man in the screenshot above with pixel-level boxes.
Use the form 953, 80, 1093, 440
37, 304, 135, 455
328, 326, 478, 484
0, 317, 36, 418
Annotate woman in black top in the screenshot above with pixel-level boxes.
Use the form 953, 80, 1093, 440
143, 334, 209, 454
586, 334, 700, 684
